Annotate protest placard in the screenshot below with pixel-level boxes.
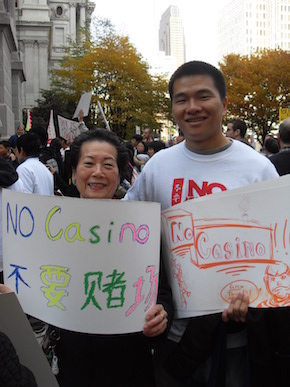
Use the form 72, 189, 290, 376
3, 191, 160, 334
161, 175, 290, 317
57, 115, 80, 143
72, 91, 92, 119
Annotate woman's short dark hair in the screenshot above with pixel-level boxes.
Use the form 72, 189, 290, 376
148, 140, 166, 154
70, 129, 129, 181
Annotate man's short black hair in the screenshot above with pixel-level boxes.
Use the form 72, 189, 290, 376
16, 133, 41, 157
168, 61, 227, 102
232, 119, 247, 138
131, 134, 143, 142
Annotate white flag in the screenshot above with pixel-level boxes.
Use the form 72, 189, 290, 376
47, 110, 56, 141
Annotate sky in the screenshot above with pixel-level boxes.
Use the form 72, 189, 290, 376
92, 0, 231, 69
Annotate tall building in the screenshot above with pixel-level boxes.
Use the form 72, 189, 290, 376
159, 5, 186, 69
15, 0, 95, 109
218, 0, 290, 59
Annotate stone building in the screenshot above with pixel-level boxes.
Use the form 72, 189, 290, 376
0, 0, 95, 138
0, 0, 25, 137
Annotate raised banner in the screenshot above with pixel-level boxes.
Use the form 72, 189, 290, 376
57, 115, 80, 143
3, 191, 160, 334
161, 175, 290, 317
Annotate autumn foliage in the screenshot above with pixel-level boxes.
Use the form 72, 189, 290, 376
219, 49, 290, 144
48, 18, 170, 139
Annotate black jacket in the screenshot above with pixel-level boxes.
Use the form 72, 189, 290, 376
0, 157, 18, 187
164, 308, 290, 387
0, 332, 37, 387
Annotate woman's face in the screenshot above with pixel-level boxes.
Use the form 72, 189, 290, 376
74, 140, 120, 199
147, 147, 155, 158
137, 142, 145, 153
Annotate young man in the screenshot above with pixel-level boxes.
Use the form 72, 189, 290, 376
269, 117, 290, 175
226, 118, 251, 146
0, 140, 19, 169
143, 127, 154, 142
16, 132, 53, 195
124, 61, 279, 386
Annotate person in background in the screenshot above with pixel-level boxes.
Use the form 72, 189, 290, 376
130, 134, 143, 150
226, 118, 251, 146
143, 127, 154, 142
133, 140, 149, 172
147, 140, 166, 158
269, 117, 290, 175
78, 108, 89, 134
59, 136, 70, 161
263, 136, 280, 157
8, 123, 25, 150
56, 128, 172, 387
0, 140, 19, 169
30, 126, 59, 174
124, 60, 279, 386
176, 131, 185, 144
16, 132, 53, 195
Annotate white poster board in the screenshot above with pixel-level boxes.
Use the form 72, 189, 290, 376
161, 175, 290, 318
3, 191, 160, 334
57, 115, 80, 143
72, 91, 92, 119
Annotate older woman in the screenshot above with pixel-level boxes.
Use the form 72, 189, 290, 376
56, 129, 172, 387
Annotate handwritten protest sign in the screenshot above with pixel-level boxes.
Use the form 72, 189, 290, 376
57, 115, 80, 143
161, 175, 290, 318
3, 190, 160, 334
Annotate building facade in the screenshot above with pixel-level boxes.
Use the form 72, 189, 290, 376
159, 5, 186, 69
0, 0, 25, 136
16, 0, 95, 110
0, 0, 95, 138
218, 0, 290, 59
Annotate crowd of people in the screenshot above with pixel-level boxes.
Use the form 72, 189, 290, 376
0, 60, 290, 386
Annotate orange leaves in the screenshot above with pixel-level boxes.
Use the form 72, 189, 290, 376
219, 49, 290, 143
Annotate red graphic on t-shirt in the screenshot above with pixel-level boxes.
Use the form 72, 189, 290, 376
172, 179, 227, 205
172, 178, 184, 205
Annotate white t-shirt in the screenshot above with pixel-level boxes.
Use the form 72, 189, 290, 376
16, 157, 54, 196
124, 139, 279, 342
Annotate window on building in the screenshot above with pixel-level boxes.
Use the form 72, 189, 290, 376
56, 6, 63, 16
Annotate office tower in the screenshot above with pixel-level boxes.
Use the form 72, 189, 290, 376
159, 5, 186, 68
218, 0, 290, 60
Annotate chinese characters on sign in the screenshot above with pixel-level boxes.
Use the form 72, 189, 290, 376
3, 192, 160, 334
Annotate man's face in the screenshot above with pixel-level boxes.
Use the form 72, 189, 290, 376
130, 138, 137, 148
0, 144, 9, 158
143, 129, 151, 140
171, 75, 227, 151
17, 127, 24, 136
225, 123, 235, 138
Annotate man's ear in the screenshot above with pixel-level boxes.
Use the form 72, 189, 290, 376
235, 129, 241, 138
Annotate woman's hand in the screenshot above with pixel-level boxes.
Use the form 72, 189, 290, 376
46, 164, 55, 175
0, 284, 13, 294
222, 292, 249, 323
143, 304, 168, 337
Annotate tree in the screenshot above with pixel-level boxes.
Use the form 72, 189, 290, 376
219, 49, 290, 144
45, 18, 170, 139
